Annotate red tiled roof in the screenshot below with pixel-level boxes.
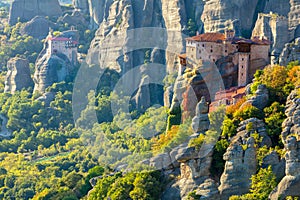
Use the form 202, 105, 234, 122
186, 33, 226, 42
49, 36, 78, 44
186, 33, 271, 45
178, 53, 187, 59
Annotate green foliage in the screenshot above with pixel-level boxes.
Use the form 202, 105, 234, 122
233, 104, 264, 121
187, 18, 197, 36
230, 166, 277, 200
89, 171, 162, 200
264, 102, 285, 146
210, 139, 229, 177
188, 134, 205, 150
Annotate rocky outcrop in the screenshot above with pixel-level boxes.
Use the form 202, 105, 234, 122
289, 0, 300, 30
269, 136, 300, 199
252, 13, 289, 64
242, 84, 269, 110
132, 75, 151, 113
219, 137, 257, 199
191, 97, 209, 134
59, 10, 87, 27
269, 88, 300, 199
73, 0, 89, 14
4, 57, 34, 94
33, 53, 74, 93
20, 16, 56, 39
201, 0, 259, 36
9, 0, 62, 25
279, 38, 300, 66
281, 87, 300, 141
219, 117, 272, 199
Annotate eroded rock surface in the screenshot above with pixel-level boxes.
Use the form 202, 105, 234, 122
4, 57, 34, 94
9, 0, 62, 25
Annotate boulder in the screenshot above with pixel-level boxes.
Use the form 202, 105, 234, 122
4, 57, 34, 94
9, 0, 62, 25
279, 38, 300, 66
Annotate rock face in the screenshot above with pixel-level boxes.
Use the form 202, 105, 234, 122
20, 16, 56, 39
279, 38, 300, 66
219, 137, 257, 199
191, 97, 210, 134
201, 0, 259, 36
242, 84, 269, 110
219, 117, 273, 199
269, 88, 300, 199
9, 0, 62, 25
252, 13, 289, 64
289, 0, 300, 30
59, 10, 87, 27
132, 75, 151, 113
33, 53, 74, 93
73, 0, 89, 14
264, 0, 290, 17
4, 58, 34, 94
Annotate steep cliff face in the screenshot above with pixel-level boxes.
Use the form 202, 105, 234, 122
33, 53, 74, 93
279, 38, 300, 66
289, 0, 300, 30
201, 0, 259, 36
4, 57, 34, 94
252, 13, 289, 64
264, 0, 290, 17
9, 0, 62, 25
269, 88, 300, 199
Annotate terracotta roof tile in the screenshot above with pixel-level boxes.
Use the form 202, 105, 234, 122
186, 33, 226, 42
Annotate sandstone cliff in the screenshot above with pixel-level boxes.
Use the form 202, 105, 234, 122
9, 0, 62, 25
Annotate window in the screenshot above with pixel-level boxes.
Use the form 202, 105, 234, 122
225, 49, 227, 53
202, 44, 205, 47
242, 65, 244, 68
213, 59, 216, 62
241, 73, 243, 76
242, 58, 244, 61
211, 49, 213, 53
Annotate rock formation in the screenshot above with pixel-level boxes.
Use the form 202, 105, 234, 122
282, 87, 300, 141
264, 0, 290, 17
20, 16, 56, 40
269, 88, 300, 199
219, 137, 257, 199
132, 75, 151, 113
201, 0, 259, 36
242, 84, 269, 110
289, 0, 300, 30
219, 117, 273, 199
252, 13, 289, 64
279, 38, 300, 66
59, 10, 87, 27
9, 0, 62, 25
269, 136, 300, 199
72, 0, 89, 14
33, 53, 74, 93
4, 57, 34, 94
191, 97, 210, 134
